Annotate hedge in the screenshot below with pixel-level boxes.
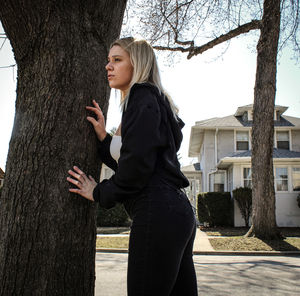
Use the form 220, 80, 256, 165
197, 192, 233, 227
232, 187, 252, 227
97, 203, 131, 227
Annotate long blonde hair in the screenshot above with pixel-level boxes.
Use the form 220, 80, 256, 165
110, 37, 178, 116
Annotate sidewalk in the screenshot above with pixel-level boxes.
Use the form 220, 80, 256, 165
193, 227, 214, 252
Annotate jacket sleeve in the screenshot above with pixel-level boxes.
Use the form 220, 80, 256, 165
93, 85, 161, 208
97, 133, 118, 172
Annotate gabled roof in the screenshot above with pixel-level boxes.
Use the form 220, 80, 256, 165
181, 163, 202, 178
234, 104, 288, 117
0, 167, 4, 179
227, 148, 300, 158
194, 114, 299, 128
217, 148, 300, 169
195, 115, 250, 128
189, 104, 300, 157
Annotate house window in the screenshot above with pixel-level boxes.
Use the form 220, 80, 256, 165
292, 167, 300, 191
275, 167, 288, 191
236, 131, 249, 151
243, 168, 252, 188
210, 172, 225, 192
276, 131, 289, 150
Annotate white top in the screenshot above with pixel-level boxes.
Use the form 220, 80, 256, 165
110, 135, 122, 162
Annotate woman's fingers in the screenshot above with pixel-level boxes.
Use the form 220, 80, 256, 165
67, 166, 88, 185
89, 175, 95, 182
67, 166, 96, 202
92, 99, 101, 109
86, 100, 104, 119
86, 116, 98, 126
67, 176, 82, 188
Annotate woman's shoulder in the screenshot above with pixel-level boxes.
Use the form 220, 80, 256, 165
130, 82, 161, 97
128, 83, 162, 108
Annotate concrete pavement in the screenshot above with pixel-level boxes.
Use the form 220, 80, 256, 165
193, 227, 214, 252
95, 253, 300, 296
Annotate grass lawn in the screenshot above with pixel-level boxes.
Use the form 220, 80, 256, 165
96, 237, 129, 249
201, 226, 300, 251
200, 226, 300, 237
95, 227, 300, 251
210, 237, 300, 251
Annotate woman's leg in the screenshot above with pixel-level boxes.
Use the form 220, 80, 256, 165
170, 225, 198, 296
127, 189, 198, 296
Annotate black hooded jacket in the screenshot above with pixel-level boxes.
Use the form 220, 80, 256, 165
93, 83, 189, 209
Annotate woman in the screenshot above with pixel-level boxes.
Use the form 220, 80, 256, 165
67, 37, 198, 296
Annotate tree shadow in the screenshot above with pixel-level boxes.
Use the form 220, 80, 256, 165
260, 238, 300, 251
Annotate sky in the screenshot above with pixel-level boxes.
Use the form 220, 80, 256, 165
1, 28, 300, 170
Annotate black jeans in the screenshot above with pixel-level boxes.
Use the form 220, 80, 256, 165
125, 182, 198, 296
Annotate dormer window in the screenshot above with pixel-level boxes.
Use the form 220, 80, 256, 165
276, 131, 290, 150
236, 131, 249, 151
242, 112, 248, 122
274, 110, 281, 121
248, 110, 253, 121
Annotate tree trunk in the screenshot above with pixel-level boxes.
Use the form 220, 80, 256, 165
246, 0, 281, 239
0, 1, 127, 295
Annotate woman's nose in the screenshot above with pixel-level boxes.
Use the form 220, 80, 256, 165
106, 62, 113, 70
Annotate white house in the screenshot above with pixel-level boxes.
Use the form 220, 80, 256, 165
188, 104, 300, 227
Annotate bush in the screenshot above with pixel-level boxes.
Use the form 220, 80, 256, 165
297, 193, 300, 208
232, 187, 252, 227
197, 192, 233, 227
97, 203, 131, 227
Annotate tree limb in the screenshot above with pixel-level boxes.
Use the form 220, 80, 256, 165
153, 19, 261, 59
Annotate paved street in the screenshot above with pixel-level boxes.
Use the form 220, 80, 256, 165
95, 253, 300, 296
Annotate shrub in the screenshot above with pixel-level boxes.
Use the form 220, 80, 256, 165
197, 192, 233, 227
232, 187, 252, 227
97, 203, 131, 227
297, 193, 300, 208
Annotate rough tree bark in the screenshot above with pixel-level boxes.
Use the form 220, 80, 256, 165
246, 0, 281, 239
0, 0, 127, 295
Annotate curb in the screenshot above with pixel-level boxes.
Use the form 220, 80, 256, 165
192, 250, 300, 256
96, 249, 300, 256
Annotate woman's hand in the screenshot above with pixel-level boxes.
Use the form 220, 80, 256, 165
67, 166, 97, 201
86, 100, 107, 141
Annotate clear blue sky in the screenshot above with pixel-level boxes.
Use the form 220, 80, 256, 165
1, 26, 300, 170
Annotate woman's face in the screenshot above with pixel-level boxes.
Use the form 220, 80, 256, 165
106, 45, 134, 92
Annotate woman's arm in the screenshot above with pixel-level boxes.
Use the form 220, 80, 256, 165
67, 84, 162, 208
86, 100, 118, 171
94, 85, 162, 208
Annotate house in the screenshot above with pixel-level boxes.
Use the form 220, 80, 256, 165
188, 104, 300, 227
181, 163, 202, 210
0, 167, 4, 188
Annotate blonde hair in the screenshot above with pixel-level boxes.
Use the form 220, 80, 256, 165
110, 37, 178, 116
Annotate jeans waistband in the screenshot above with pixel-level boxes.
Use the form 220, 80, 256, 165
145, 176, 183, 193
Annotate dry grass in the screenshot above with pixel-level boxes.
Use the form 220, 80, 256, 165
95, 227, 300, 251
201, 227, 300, 237
209, 237, 300, 251
96, 237, 129, 249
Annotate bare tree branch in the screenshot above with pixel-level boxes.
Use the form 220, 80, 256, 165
0, 64, 16, 69
153, 19, 261, 59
